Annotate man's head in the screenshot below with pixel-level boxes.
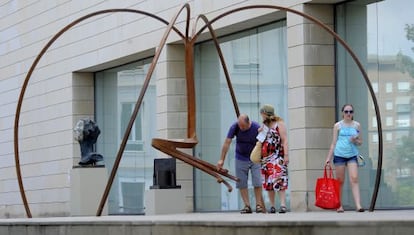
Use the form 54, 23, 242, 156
237, 114, 251, 131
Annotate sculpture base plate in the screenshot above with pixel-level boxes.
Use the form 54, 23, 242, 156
149, 185, 181, 189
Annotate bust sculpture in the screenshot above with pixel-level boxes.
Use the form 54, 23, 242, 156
74, 118, 104, 166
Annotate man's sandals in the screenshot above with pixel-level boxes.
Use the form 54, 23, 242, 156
240, 205, 252, 214
240, 205, 266, 214
256, 204, 265, 213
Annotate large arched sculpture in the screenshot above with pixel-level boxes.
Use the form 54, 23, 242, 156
14, 4, 383, 218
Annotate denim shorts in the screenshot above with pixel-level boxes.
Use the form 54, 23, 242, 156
333, 155, 358, 166
235, 158, 262, 188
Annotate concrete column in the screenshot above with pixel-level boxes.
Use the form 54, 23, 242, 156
286, 4, 336, 211
155, 44, 194, 212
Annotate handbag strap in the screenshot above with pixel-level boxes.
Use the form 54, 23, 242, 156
324, 164, 334, 178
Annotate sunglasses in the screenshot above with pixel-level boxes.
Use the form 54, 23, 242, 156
343, 110, 354, 114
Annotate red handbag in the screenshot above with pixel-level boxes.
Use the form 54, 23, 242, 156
315, 165, 341, 209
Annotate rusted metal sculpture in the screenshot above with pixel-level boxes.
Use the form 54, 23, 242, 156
14, 3, 383, 218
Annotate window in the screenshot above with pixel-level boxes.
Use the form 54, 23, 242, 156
118, 177, 145, 214
120, 102, 143, 151
396, 114, 410, 127
386, 116, 393, 126
386, 101, 393, 110
232, 37, 259, 71
336, 0, 414, 209
95, 59, 157, 215
397, 104, 410, 113
397, 82, 410, 92
385, 132, 393, 142
396, 168, 411, 178
396, 97, 410, 113
386, 82, 393, 93
194, 21, 287, 212
372, 133, 378, 143
372, 82, 378, 93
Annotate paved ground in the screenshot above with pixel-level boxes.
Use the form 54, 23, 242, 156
1, 210, 413, 224
0, 210, 413, 235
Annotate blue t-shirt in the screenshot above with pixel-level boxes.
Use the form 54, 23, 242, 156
227, 121, 260, 161
334, 121, 359, 158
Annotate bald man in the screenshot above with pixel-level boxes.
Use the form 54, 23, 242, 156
217, 114, 264, 213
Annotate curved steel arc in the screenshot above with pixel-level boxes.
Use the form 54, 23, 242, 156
14, 8, 185, 218
96, 3, 192, 216
193, 14, 240, 117
192, 5, 383, 211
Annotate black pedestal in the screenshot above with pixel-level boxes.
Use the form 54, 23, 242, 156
150, 158, 181, 189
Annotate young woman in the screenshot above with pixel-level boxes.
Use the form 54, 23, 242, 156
259, 104, 289, 213
325, 104, 364, 213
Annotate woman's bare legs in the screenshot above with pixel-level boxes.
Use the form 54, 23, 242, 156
335, 163, 363, 211
279, 190, 286, 207
268, 190, 275, 207
347, 162, 363, 210
335, 165, 346, 212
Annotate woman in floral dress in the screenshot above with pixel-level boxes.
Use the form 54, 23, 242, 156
259, 104, 289, 213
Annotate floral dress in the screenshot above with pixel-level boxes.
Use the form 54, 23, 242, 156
261, 123, 288, 191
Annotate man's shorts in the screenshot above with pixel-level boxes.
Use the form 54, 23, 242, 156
235, 158, 262, 188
